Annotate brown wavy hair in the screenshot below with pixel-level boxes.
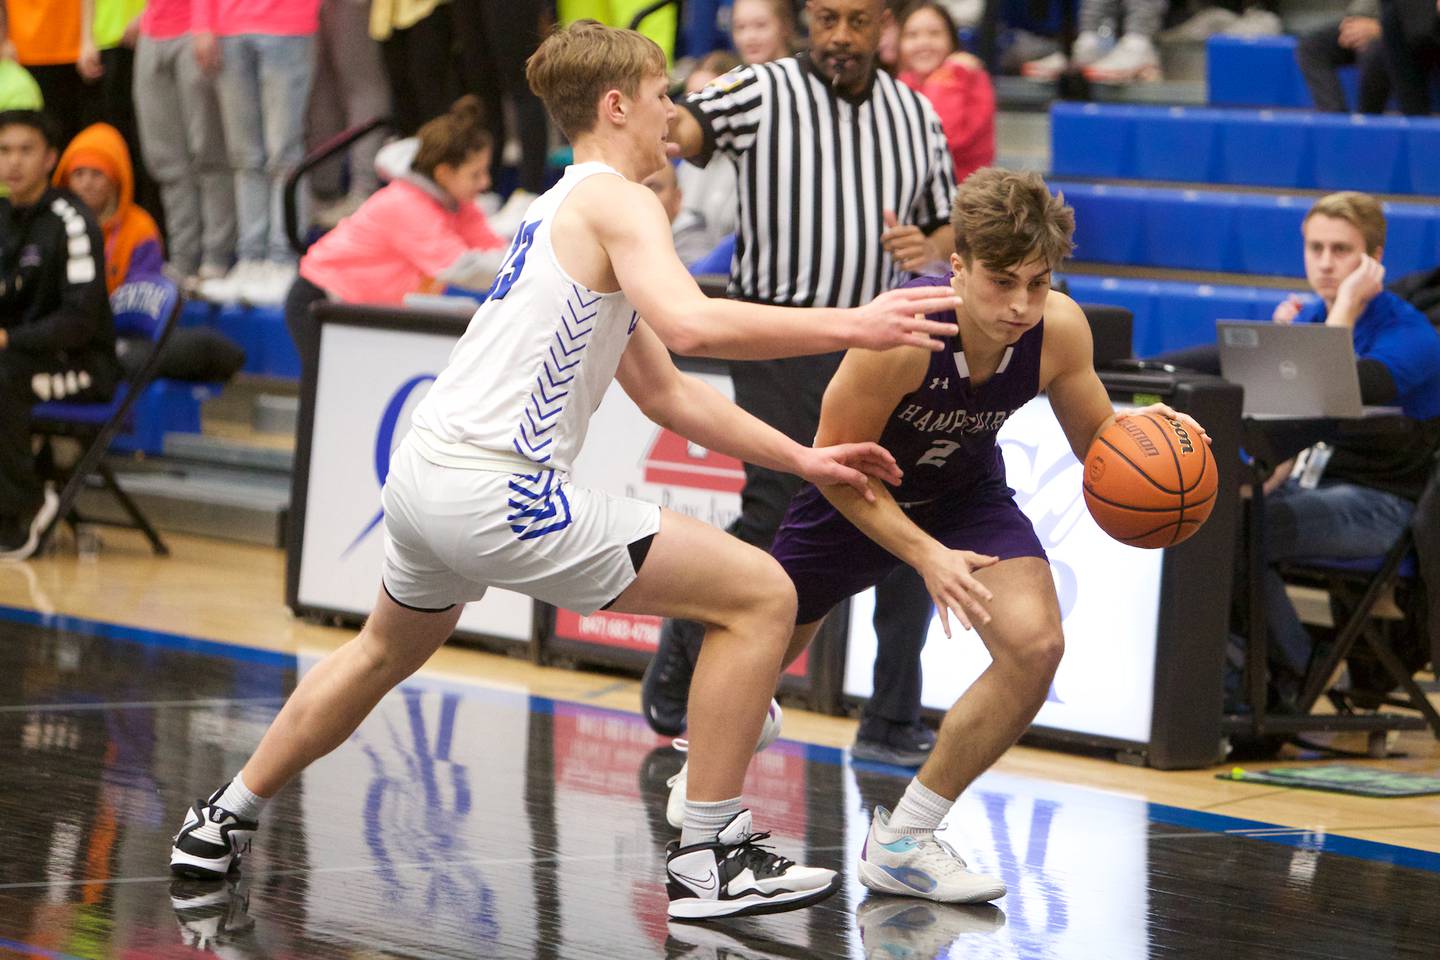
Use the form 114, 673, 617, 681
412, 95, 493, 179
951, 167, 1075, 270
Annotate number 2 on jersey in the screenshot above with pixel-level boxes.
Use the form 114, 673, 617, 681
918, 439, 960, 467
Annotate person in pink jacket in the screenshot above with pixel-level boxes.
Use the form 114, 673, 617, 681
285, 95, 505, 362
895, 2, 995, 183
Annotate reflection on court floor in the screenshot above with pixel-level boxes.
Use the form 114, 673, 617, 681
0, 609, 1435, 960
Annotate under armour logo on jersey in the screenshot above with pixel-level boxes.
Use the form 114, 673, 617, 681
929, 377, 950, 390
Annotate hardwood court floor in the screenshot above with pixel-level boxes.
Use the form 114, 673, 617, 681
0, 531, 1437, 959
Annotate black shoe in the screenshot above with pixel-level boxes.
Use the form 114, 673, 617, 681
851, 718, 937, 768
642, 617, 703, 736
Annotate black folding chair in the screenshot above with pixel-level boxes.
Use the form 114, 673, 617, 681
31, 277, 182, 557
1281, 450, 1440, 741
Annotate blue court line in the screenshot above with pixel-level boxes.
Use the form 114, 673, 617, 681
3, 602, 1438, 876
0, 937, 90, 960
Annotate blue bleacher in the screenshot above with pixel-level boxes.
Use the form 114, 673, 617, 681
1056, 182, 1440, 278
1207, 35, 1316, 109
1063, 274, 1294, 357
184, 300, 301, 380
1051, 103, 1440, 195
109, 379, 225, 455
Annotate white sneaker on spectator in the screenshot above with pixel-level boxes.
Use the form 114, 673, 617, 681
1159, 6, 1238, 43
1222, 8, 1283, 37
1021, 31, 1105, 80
374, 137, 418, 183
475, 191, 504, 216
488, 188, 539, 239
1083, 33, 1162, 83
199, 260, 264, 304
241, 262, 297, 307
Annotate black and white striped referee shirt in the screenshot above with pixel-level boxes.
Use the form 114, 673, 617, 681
684, 52, 958, 309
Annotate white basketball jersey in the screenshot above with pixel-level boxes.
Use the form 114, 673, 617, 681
410, 163, 639, 475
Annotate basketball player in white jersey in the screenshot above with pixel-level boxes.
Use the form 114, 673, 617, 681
169, 21, 963, 921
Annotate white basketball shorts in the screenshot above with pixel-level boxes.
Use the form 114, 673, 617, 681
380, 436, 661, 615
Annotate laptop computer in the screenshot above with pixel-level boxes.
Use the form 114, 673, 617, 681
1216, 320, 1400, 418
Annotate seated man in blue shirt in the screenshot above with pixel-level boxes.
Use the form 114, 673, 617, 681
1259, 191, 1440, 702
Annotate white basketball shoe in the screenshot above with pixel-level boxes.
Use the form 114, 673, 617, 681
857, 806, 1006, 903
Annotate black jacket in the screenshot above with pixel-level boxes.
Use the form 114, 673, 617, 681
0, 186, 115, 365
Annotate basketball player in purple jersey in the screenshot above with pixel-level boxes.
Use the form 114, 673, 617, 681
793, 169, 1213, 900
665, 168, 1213, 901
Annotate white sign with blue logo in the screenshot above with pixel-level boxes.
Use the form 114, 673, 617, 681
297, 322, 535, 643
843, 396, 1164, 744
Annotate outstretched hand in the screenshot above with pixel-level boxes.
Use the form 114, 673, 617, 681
799, 442, 903, 502
919, 546, 998, 637
851, 285, 961, 352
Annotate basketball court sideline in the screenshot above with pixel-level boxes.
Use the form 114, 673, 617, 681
0, 529, 1436, 959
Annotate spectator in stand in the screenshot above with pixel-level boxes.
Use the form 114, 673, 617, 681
80, 1, 154, 213
285, 96, 504, 364
133, 0, 235, 292
0, 110, 117, 561
897, 2, 995, 182
730, 0, 798, 65
453, 0, 549, 198
1024, 0, 1167, 83
644, 161, 717, 267
198, 0, 322, 307
683, 50, 740, 95
0, 1, 102, 147
1379, 0, 1440, 115
674, 0, 798, 277
371, 0, 460, 137
54, 122, 163, 293
1296, 2, 1392, 114
307, 0, 392, 228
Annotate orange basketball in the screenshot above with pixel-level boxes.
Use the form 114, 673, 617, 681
1083, 413, 1218, 549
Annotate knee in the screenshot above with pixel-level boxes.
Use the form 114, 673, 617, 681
732, 553, 798, 643
1004, 628, 1065, 689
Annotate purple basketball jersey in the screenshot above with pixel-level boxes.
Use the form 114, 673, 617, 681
881, 275, 1044, 505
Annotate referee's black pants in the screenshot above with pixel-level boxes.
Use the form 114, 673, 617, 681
726, 354, 931, 729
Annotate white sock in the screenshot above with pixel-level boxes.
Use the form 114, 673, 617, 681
887, 777, 954, 835
681, 797, 743, 847
216, 771, 268, 822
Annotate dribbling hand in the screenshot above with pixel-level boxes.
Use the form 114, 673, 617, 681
1116, 403, 1212, 447
799, 443, 903, 502
851, 286, 961, 351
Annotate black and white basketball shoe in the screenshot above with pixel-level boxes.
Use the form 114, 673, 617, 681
170, 787, 258, 879
665, 810, 839, 920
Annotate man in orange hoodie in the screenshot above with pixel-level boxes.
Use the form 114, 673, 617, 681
54, 121, 163, 293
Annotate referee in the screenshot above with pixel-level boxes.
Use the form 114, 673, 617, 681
642, 0, 959, 767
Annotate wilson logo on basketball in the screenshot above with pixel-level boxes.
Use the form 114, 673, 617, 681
1119, 418, 1160, 457
1167, 418, 1195, 454
643, 430, 745, 493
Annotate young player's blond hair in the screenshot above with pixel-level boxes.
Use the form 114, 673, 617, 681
1304, 191, 1386, 255
525, 20, 668, 141
951, 167, 1075, 270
